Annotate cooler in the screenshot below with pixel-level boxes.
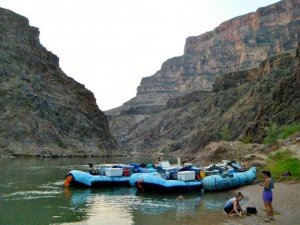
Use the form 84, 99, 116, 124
105, 168, 123, 176
177, 171, 195, 181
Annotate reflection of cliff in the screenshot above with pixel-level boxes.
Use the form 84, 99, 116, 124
107, 0, 300, 155
68, 188, 204, 225
0, 7, 118, 157
66, 187, 243, 225
131, 195, 203, 225
68, 188, 135, 225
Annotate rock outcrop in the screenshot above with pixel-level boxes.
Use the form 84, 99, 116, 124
107, 0, 300, 155
193, 141, 267, 164
0, 8, 118, 157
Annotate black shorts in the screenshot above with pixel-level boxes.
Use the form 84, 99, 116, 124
224, 205, 234, 214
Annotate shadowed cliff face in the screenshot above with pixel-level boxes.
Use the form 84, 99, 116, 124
0, 8, 119, 157
107, 0, 300, 154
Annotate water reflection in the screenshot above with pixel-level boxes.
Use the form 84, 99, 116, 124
201, 192, 233, 210
65, 187, 230, 225
63, 188, 135, 225
0, 157, 233, 225
131, 192, 230, 225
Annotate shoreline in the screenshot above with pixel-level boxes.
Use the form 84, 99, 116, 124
221, 182, 300, 225
0, 154, 130, 158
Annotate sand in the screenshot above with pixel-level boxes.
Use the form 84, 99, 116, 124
221, 182, 300, 225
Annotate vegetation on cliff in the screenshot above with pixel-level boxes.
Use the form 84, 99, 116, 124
263, 122, 300, 146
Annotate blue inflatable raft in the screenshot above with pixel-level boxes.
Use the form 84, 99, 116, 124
65, 170, 132, 188
129, 173, 202, 194
65, 163, 157, 188
202, 167, 256, 191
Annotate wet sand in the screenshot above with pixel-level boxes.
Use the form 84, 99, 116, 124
221, 182, 300, 225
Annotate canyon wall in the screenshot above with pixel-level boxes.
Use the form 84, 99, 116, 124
108, 0, 299, 115
0, 8, 119, 157
107, 0, 300, 154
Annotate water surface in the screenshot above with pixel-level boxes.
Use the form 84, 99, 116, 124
0, 157, 236, 225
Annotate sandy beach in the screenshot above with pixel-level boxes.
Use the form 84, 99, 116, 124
221, 182, 300, 225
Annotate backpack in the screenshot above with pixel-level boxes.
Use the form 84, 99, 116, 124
246, 207, 257, 214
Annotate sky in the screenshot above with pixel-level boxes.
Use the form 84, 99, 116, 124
0, 0, 280, 111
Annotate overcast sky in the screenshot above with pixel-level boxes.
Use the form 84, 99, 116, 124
0, 0, 279, 110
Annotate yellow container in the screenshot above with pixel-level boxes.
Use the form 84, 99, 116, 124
200, 170, 206, 179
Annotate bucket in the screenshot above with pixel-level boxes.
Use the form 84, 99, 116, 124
123, 168, 130, 176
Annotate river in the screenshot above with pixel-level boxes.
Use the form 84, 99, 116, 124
0, 157, 236, 225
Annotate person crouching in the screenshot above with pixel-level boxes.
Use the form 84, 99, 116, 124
224, 192, 244, 217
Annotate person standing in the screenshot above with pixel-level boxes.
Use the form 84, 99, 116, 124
260, 170, 275, 222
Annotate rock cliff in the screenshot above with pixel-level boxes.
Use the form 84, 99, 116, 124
113, 46, 300, 155
107, 0, 299, 115
0, 8, 118, 157
107, 0, 300, 154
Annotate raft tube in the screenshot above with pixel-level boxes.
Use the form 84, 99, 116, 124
65, 170, 131, 188
130, 173, 202, 194
202, 167, 256, 191
129, 172, 157, 187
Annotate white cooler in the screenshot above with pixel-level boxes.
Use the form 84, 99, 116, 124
177, 171, 195, 181
105, 168, 123, 176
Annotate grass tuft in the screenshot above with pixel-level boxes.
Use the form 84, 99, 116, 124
277, 123, 300, 140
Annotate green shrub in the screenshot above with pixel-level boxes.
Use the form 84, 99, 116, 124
269, 150, 293, 160
57, 139, 67, 149
264, 150, 300, 179
220, 124, 231, 141
241, 134, 253, 144
263, 122, 278, 146
278, 123, 300, 139
263, 122, 300, 146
